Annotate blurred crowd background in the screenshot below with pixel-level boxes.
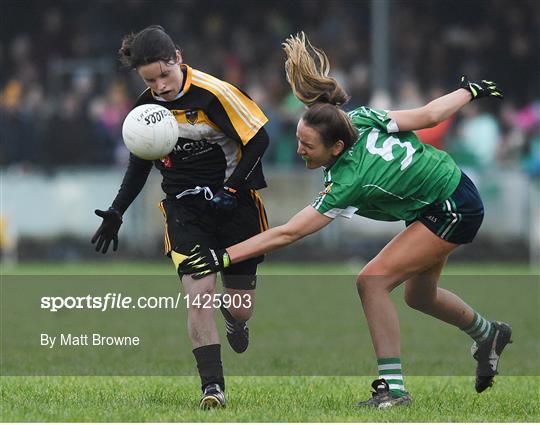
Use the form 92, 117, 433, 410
2, 0, 539, 174
1, 0, 539, 264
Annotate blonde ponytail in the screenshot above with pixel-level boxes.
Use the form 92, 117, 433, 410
282, 32, 349, 107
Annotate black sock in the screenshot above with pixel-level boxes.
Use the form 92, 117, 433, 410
193, 344, 225, 391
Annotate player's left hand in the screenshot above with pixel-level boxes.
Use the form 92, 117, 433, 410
211, 186, 238, 210
459, 75, 503, 100
178, 245, 231, 279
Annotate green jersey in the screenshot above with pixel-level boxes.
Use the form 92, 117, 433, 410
312, 106, 461, 222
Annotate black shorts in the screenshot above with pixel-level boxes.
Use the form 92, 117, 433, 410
406, 171, 484, 244
159, 189, 268, 289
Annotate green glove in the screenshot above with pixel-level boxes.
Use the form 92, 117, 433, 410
460, 75, 503, 100
179, 245, 231, 279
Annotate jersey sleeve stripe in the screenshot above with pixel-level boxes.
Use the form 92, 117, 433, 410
193, 74, 263, 141
191, 71, 268, 144
323, 208, 342, 218
192, 70, 265, 129
313, 193, 326, 210
323, 206, 358, 219
192, 72, 265, 134
386, 119, 399, 133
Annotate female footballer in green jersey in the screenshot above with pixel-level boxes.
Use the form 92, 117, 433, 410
179, 32, 511, 408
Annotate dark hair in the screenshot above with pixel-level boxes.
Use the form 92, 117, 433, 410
303, 103, 358, 149
282, 32, 357, 149
119, 25, 180, 69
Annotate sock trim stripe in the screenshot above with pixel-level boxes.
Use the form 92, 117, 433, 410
386, 382, 405, 389
379, 369, 402, 375
380, 375, 403, 382
462, 312, 480, 332
477, 320, 489, 334
469, 320, 489, 338
465, 315, 486, 332
463, 312, 494, 344
385, 378, 404, 384
377, 357, 401, 365
469, 330, 486, 339
377, 357, 406, 394
378, 363, 401, 371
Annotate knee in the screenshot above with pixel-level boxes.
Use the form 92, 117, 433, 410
355, 273, 369, 298
227, 307, 253, 322
356, 263, 390, 297
183, 281, 215, 311
222, 292, 255, 322
191, 283, 215, 298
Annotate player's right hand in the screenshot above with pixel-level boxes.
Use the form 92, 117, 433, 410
459, 75, 503, 100
91, 208, 123, 254
211, 186, 238, 211
178, 245, 231, 279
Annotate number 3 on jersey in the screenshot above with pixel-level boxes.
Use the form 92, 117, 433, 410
366, 128, 416, 170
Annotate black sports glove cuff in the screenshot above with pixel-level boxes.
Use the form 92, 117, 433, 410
178, 246, 231, 279
107, 207, 122, 220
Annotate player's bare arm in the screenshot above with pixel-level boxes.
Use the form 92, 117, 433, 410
228, 205, 332, 264
389, 76, 502, 132
179, 206, 332, 279
388, 89, 471, 132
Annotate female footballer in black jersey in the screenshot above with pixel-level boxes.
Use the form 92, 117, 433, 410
91, 25, 269, 409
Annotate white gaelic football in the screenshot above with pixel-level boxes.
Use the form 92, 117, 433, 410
122, 104, 179, 160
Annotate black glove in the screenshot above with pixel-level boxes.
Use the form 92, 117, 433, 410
211, 186, 238, 210
178, 245, 231, 279
91, 208, 123, 254
459, 75, 503, 100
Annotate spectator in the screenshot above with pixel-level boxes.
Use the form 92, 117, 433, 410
0, 0, 538, 170
457, 102, 501, 170
0, 80, 39, 167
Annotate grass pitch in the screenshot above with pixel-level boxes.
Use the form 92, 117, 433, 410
2, 376, 539, 422
1, 261, 539, 422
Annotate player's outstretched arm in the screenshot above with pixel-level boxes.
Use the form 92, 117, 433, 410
388, 76, 503, 132
91, 154, 153, 254
228, 205, 332, 262
179, 206, 333, 278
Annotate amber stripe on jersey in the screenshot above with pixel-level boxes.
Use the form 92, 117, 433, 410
191, 69, 268, 144
192, 69, 265, 129
250, 189, 269, 232
158, 201, 172, 254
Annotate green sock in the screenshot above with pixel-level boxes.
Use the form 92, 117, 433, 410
378, 357, 408, 397
461, 311, 494, 344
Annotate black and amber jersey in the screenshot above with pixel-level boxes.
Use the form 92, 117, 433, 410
112, 65, 269, 214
